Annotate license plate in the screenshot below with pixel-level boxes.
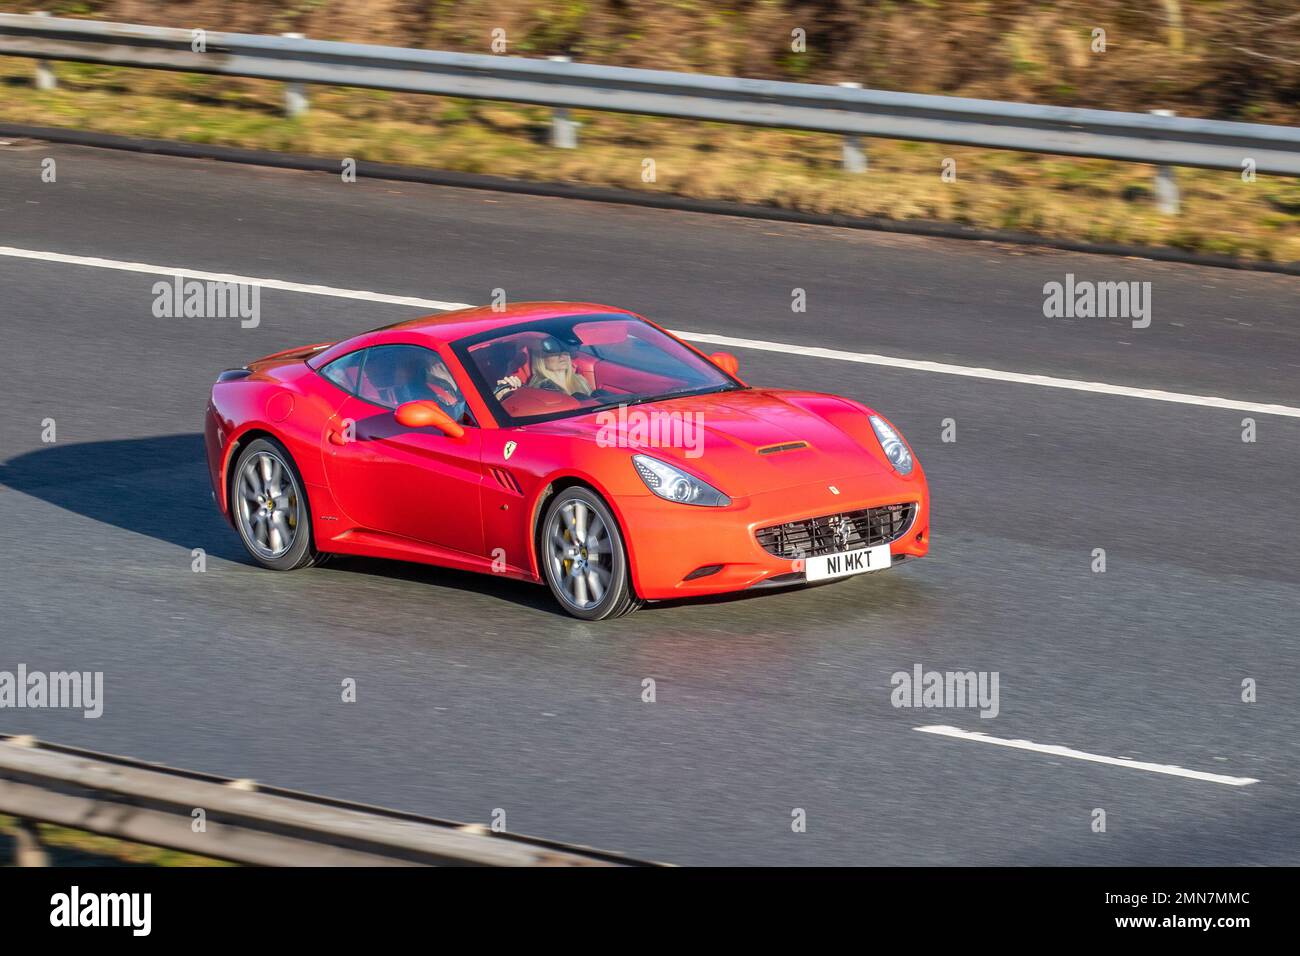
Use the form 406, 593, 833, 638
804, 544, 892, 582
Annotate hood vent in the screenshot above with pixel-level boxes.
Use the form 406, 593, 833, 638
757, 441, 809, 456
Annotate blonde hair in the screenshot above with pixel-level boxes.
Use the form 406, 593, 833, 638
530, 352, 592, 395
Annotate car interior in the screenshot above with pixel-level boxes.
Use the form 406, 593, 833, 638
326, 345, 471, 422
468, 322, 689, 419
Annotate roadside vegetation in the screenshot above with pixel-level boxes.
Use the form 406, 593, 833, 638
0, 814, 232, 866
0, 1, 1296, 261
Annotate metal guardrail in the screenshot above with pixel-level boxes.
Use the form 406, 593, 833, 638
1, 12, 1298, 182
0, 734, 650, 866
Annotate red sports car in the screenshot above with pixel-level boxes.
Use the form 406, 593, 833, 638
204, 303, 929, 619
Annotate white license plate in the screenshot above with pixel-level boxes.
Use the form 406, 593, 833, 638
804, 544, 892, 582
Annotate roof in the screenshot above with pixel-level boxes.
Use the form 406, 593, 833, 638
377, 301, 634, 342
307, 301, 637, 368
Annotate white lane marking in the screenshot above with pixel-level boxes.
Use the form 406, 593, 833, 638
915, 725, 1260, 786
3, 244, 1297, 419
678, 331, 1300, 419
0, 245, 473, 311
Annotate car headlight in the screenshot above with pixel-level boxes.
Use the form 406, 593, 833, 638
632, 454, 730, 507
870, 415, 914, 475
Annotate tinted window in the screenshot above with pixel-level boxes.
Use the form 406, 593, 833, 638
320, 350, 366, 393
321, 345, 473, 426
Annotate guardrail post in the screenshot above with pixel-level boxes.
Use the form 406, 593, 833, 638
32, 12, 56, 90
548, 57, 579, 148
1149, 109, 1180, 214
837, 83, 866, 173
13, 818, 49, 866
8, 737, 49, 865
282, 33, 309, 118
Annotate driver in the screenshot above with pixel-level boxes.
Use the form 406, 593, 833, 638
495, 336, 594, 399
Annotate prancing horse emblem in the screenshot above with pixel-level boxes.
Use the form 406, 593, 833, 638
504, 441, 517, 461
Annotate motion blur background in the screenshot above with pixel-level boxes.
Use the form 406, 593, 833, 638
11, 0, 1298, 115
2, 0, 1298, 260
1, 1, 1298, 868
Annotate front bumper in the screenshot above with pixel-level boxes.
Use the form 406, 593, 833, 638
616, 465, 929, 601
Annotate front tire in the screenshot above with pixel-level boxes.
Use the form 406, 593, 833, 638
230, 437, 323, 571
541, 487, 639, 620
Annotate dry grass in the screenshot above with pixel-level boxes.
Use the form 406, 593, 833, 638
2, 57, 1296, 262
3, 0, 1298, 122
0, 814, 233, 866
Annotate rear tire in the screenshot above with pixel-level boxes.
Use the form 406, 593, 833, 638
540, 487, 640, 620
230, 437, 324, 571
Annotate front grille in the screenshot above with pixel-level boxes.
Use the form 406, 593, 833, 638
755, 503, 915, 559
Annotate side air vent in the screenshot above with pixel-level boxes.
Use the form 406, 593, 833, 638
489, 467, 523, 496
757, 441, 809, 456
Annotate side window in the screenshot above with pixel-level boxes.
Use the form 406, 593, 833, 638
320, 349, 368, 394
355, 345, 474, 425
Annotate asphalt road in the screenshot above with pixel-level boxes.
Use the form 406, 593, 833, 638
1, 142, 1298, 865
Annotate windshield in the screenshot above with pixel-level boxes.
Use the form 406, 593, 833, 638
452, 314, 741, 426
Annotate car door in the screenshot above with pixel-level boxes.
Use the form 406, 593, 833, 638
320, 345, 485, 557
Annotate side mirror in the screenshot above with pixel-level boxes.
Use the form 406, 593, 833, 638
710, 351, 740, 377
394, 400, 465, 438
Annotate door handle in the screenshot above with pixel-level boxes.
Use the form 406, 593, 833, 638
328, 429, 347, 446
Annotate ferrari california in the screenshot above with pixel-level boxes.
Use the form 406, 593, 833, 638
204, 303, 929, 619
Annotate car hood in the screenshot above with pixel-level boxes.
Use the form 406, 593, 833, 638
533, 388, 894, 495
